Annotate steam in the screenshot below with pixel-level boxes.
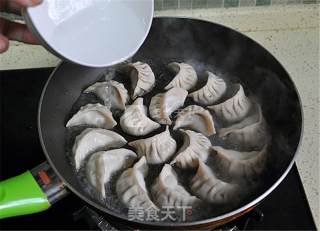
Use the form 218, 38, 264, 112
64, 18, 301, 223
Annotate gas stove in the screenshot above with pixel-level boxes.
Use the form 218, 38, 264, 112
0, 68, 316, 230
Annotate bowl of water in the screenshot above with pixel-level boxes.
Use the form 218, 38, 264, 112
23, 0, 154, 67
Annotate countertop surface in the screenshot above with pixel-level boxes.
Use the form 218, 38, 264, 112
0, 4, 319, 229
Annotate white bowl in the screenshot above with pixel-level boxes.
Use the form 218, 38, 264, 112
23, 0, 154, 67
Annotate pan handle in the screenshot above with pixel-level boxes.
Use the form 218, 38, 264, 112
0, 162, 68, 219
0, 171, 50, 219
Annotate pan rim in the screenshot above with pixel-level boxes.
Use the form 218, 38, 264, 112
38, 16, 304, 227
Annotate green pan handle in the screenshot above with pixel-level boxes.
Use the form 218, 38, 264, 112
0, 162, 68, 219
0, 171, 50, 219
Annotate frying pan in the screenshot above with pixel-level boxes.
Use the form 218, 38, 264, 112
0, 17, 302, 229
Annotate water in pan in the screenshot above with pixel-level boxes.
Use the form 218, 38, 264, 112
65, 59, 272, 222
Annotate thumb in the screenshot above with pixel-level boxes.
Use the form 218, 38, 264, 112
0, 34, 9, 53
15, 0, 43, 7
1, 18, 39, 44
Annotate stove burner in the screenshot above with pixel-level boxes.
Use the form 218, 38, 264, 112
73, 206, 264, 231
74, 207, 118, 231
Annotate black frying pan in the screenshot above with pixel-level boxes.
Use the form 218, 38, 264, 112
1, 18, 303, 229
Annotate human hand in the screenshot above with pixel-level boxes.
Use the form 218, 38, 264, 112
0, 0, 42, 53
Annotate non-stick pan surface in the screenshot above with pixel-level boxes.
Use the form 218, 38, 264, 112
38, 17, 302, 229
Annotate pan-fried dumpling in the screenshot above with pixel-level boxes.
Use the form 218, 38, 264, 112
129, 126, 177, 164
189, 71, 227, 106
66, 103, 117, 129
86, 149, 137, 199
210, 145, 268, 184
149, 87, 188, 125
151, 164, 201, 209
84, 80, 129, 110
165, 62, 197, 91
219, 104, 268, 151
173, 105, 216, 136
72, 128, 127, 170
191, 161, 245, 204
120, 98, 160, 136
171, 129, 211, 169
207, 84, 252, 124
125, 62, 155, 99
116, 157, 158, 210
84, 81, 110, 103
109, 80, 129, 110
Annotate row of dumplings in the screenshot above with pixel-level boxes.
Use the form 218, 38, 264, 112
67, 61, 269, 214
79, 62, 221, 137
69, 61, 267, 155
72, 127, 267, 212
80, 140, 267, 213
116, 147, 267, 213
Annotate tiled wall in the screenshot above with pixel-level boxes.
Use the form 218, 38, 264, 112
155, 0, 319, 10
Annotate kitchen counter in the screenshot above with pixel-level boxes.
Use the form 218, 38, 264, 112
0, 4, 318, 228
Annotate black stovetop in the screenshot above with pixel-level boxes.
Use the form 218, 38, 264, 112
0, 68, 317, 230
